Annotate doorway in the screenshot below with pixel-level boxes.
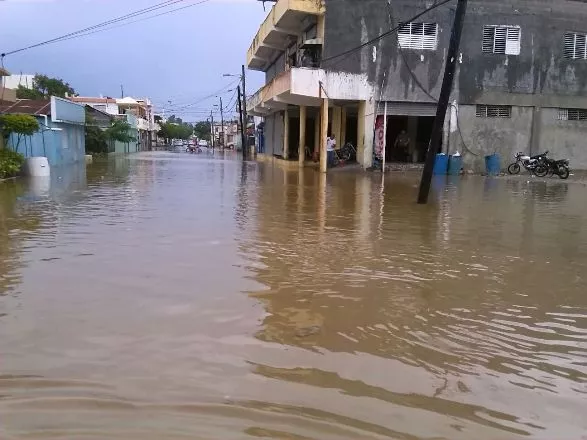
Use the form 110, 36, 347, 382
384, 115, 437, 163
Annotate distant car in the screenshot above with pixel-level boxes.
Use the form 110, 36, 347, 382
198, 140, 209, 147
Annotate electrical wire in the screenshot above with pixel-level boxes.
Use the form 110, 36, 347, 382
1, 0, 210, 58
321, 0, 453, 68
53, 0, 211, 47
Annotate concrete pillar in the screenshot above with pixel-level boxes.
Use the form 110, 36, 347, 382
358, 101, 366, 164
407, 117, 419, 163
320, 98, 329, 173
332, 106, 342, 149
283, 109, 290, 159
341, 107, 347, 145
314, 114, 320, 161
299, 105, 307, 168
357, 100, 375, 168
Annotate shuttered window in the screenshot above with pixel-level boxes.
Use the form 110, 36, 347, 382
564, 32, 587, 59
398, 22, 438, 50
482, 25, 521, 55
476, 105, 512, 118
558, 108, 587, 120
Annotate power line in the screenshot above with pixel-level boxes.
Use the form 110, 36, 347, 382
53, 0, 211, 47
1, 0, 210, 57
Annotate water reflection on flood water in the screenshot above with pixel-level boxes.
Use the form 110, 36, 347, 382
0, 152, 586, 439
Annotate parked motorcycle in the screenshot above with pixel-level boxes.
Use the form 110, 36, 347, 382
508, 151, 549, 176
544, 158, 570, 179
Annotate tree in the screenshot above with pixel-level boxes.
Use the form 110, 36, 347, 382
16, 74, 76, 99
158, 121, 193, 144
85, 114, 136, 155
193, 120, 211, 141
0, 114, 40, 152
105, 119, 136, 153
84, 113, 109, 154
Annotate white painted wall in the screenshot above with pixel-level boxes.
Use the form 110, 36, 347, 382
2, 74, 35, 90
290, 68, 373, 100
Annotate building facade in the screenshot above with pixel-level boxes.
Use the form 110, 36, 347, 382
247, 0, 587, 171
0, 97, 86, 166
69, 96, 159, 152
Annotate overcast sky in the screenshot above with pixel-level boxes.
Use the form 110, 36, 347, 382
0, 0, 267, 122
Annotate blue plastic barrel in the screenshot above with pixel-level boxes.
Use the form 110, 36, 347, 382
485, 154, 501, 176
433, 154, 449, 175
448, 155, 463, 175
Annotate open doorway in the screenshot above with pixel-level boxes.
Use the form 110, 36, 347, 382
384, 115, 438, 163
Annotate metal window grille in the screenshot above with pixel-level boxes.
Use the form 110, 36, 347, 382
475, 105, 512, 118
482, 25, 521, 55
398, 22, 438, 50
558, 108, 587, 120
564, 32, 587, 59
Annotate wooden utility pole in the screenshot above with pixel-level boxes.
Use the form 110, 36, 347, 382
241, 64, 248, 157
237, 85, 246, 156
219, 96, 225, 149
210, 110, 215, 149
417, 0, 468, 204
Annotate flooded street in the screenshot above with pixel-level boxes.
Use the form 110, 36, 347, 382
1, 151, 586, 439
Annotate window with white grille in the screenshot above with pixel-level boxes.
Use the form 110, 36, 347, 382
564, 32, 587, 59
482, 25, 521, 55
558, 108, 587, 120
476, 105, 512, 118
398, 22, 438, 50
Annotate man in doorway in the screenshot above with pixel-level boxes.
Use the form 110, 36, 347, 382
394, 130, 411, 162
327, 134, 336, 167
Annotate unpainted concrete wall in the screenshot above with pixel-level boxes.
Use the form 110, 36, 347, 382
538, 108, 587, 169
323, 0, 587, 106
452, 105, 533, 172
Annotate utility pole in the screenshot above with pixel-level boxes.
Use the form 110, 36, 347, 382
241, 64, 248, 157
120, 85, 124, 98
237, 85, 246, 158
219, 96, 225, 149
418, 0, 468, 204
210, 110, 215, 149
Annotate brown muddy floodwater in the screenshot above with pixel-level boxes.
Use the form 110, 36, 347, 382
0, 151, 586, 439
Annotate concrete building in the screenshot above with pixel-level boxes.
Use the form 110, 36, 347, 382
0, 97, 86, 166
1, 74, 35, 91
69, 96, 159, 151
246, 0, 587, 171
213, 120, 241, 148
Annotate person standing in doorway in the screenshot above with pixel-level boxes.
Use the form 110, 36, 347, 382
394, 130, 411, 162
327, 134, 336, 168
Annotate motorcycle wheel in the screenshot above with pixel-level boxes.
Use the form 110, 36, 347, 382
533, 165, 549, 177
508, 163, 521, 175
558, 166, 570, 180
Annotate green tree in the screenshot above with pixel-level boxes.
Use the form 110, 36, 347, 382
193, 120, 211, 141
158, 121, 193, 143
84, 113, 109, 154
16, 74, 76, 99
0, 114, 40, 152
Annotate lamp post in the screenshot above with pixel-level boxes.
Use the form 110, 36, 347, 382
223, 67, 248, 159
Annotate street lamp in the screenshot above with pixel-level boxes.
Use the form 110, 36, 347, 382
223, 67, 248, 158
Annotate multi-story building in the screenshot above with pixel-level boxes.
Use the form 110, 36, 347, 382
247, 0, 587, 171
70, 96, 160, 151
213, 120, 240, 148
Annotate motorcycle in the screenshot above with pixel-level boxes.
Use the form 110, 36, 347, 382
508, 151, 549, 176
544, 158, 570, 179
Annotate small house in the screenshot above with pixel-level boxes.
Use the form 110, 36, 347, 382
0, 96, 86, 166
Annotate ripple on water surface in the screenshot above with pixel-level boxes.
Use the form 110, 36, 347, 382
0, 153, 586, 439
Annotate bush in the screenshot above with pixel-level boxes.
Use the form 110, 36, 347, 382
0, 149, 25, 179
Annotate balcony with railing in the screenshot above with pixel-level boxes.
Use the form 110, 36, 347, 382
247, 0, 323, 71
